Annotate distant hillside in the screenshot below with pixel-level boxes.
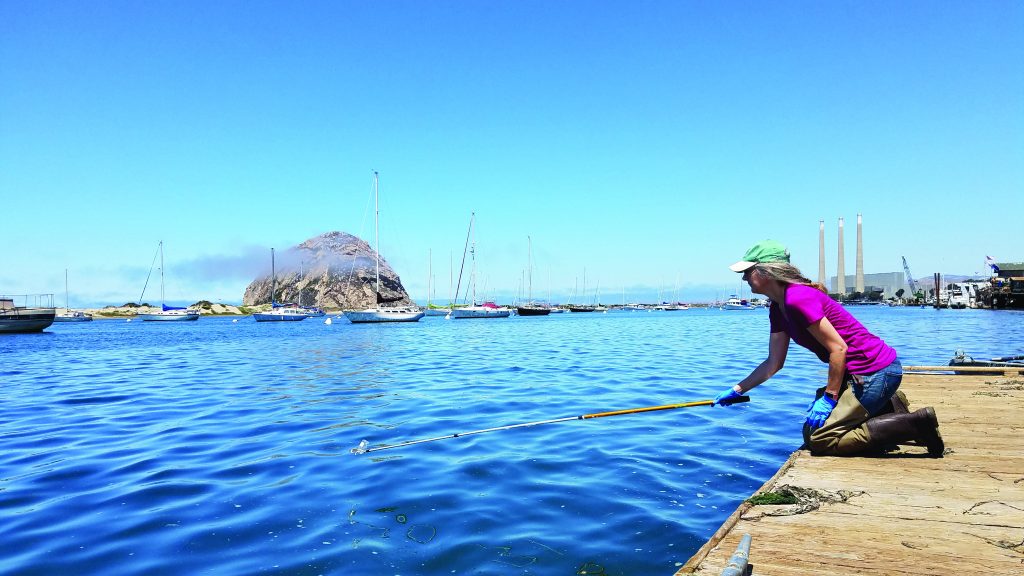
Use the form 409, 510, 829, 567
242, 231, 414, 309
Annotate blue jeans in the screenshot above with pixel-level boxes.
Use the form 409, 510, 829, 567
848, 357, 903, 416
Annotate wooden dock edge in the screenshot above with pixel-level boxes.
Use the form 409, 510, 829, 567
903, 365, 1024, 374
672, 369, 1024, 575
674, 450, 802, 575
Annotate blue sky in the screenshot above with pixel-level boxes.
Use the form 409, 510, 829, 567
2, 1, 1021, 306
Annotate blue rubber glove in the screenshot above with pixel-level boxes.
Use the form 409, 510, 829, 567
714, 387, 744, 406
805, 395, 838, 429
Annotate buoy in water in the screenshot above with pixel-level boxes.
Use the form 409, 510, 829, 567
325, 317, 332, 325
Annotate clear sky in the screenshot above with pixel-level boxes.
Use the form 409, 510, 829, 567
2, 1, 1021, 306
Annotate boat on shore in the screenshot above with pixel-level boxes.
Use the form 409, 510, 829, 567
136, 242, 200, 321
0, 294, 56, 333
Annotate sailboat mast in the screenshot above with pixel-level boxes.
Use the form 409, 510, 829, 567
65, 268, 69, 311
527, 236, 533, 303
470, 217, 477, 305
373, 171, 380, 297
159, 240, 165, 307
271, 247, 276, 305
453, 212, 473, 305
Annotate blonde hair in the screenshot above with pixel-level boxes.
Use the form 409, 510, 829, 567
753, 262, 828, 294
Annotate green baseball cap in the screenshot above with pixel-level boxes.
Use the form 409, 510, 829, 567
729, 240, 790, 272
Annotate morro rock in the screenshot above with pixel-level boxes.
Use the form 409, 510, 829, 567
242, 231, 415, 310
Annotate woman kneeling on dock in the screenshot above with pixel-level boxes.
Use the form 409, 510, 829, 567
714, 240, 945, 457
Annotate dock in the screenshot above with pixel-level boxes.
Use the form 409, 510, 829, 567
676, 367, 1024, 575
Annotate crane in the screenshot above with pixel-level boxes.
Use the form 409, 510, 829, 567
902, 256, 919, 295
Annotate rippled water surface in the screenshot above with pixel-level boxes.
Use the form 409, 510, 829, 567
3, 307, 1021, 575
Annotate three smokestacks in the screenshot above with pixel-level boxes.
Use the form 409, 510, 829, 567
817, 214, 865, 294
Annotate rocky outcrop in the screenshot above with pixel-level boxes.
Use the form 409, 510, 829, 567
242, 231, 415, 310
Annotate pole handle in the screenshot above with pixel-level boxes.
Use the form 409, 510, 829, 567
583, 395, 749, 419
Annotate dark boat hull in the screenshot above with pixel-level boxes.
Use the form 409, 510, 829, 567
516, 306, 550, 316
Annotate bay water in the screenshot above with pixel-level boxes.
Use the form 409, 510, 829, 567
3, 307, 1021, 575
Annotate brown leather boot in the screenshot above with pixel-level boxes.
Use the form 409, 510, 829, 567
865, 407, 944, 457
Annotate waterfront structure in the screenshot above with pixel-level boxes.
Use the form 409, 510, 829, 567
830, 272, 905, 298
817, 220, 826, 286
836, 217, 846, 295
676, 367, 1024, 575
855, 213, 865, 293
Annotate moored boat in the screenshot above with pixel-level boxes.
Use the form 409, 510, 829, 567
54, 269, 93, 322
449, 301, 511, 319
138, 304, 200, 321
54, 310, 93, 322
255, 248, 308, 322
516, 303, 551, 316
448, 212, 508, 320
0, 294, 56, 333
137, 242, 200, 321
342, 172, 424, 324
722, 295, 756, 310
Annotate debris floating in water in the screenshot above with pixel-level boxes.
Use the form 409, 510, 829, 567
351, 439, 369, 455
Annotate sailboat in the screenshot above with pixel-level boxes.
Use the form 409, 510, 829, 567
448, 212, 510, 319
136, 242, 200, 321
423, 249, 449, 316
253, 248, 309, 322
344, 171, 424, 323
54, 269, 93, 322
516, 236, 550, 316
567, 270, 596, 313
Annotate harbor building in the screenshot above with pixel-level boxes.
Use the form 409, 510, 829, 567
830, 271, 905, 298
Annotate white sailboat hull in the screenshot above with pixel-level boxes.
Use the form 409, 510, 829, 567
253, 307, 308, 322
54, 311, 93, 322
138, 310, 200, 321
344, 307, 425, 323
449, 306, 511, 319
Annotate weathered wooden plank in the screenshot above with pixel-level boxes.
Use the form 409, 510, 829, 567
675, 373, 1024, 576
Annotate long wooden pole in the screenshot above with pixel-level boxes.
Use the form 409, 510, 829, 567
351, 396, 750, 454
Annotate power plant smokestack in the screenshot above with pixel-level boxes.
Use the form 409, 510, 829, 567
818, 220, 826, 286
837, 217, 846, 295
855, 213, 864, 293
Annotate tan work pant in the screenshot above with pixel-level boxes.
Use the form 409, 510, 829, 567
802, 384, 873, 456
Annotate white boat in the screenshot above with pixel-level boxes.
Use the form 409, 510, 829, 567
54, 269, 94, 322
346, 305, 425, 323
343, 171, 424, 324
448, 212, 510, 320
136, 242, 200, 321
450, 301, 511, 319
253, 304, 311, 322
254, 248, 308, 322
1, 294, 56, 333
722, 295, 756, 310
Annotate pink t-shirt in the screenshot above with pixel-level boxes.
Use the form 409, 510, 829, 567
769, 284, 897, 374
